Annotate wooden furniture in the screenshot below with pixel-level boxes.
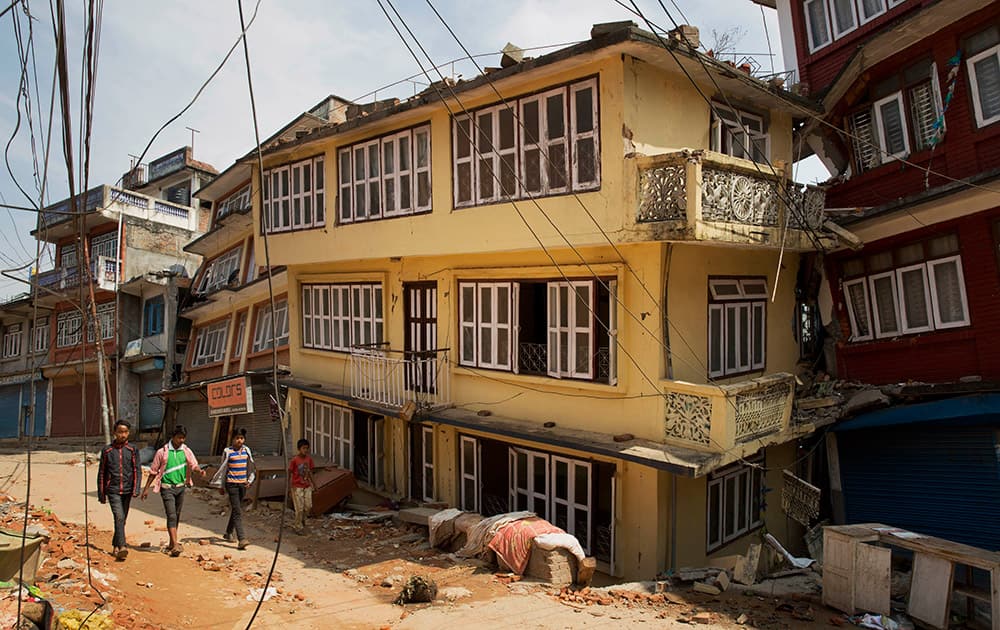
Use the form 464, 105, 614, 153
823, 523, 1000, 630
248, 455, 332, 509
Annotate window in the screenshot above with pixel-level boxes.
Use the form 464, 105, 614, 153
232, 311, 247, 358
708, 278, 767, 378
460, 278, 617, 383
841, 234, 970, 341
459, 281, 513, 370
804, 0, 831, 52
338, 125, 431, 224
858, 0, 886, 23
804, 0, 901, 52
263, 155, 325, 233
143, 296, 165, 336
828, 0, 857, 39
56, 311, 82, 348
303, 397, 352, 468
197, 247, 242, 294
90, 231, 118, 262
191, 319, 228, 366
707, 458, 764, 552
847, 61, 942, 172
710, 105, 768, 163
216, 182, 251, 220
453, 77, 599, 208
2, 323, 22, 358
251, 299, 289, 353
968, 43, 1000, 128
60, 244, 77, 270
301, 283, 383, 352
32, 317, 48, 353
86, 302, 115, 343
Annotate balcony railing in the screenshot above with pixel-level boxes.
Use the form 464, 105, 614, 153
662, 373, 795, 452
32, 256, 120, 294
635, 151, 827, 249
38, 185, 197, 233
349, 345, 451, 410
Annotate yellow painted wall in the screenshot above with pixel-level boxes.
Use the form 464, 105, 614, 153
666, 244, 802, 385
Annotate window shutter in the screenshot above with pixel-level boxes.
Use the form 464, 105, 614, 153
869, 272, 901, 337
454, 116, 474, 205
414, 126, 432, 211
848, 110, 880, 173
844, 279, 872, 340
570, 80, 599, 189
608, 279, 618, 386
875, 93, 910, 158
708, 304, 724, 378
475, 109, 498, 204
460, 283, 476, 366
512, 283, 520, 374
751, 302, 765, 370
909, 82, 938, 151
896, 265, 933, 333
928, 256, 970, 328
972, 51, 1000, 125
547, 282, 561, 378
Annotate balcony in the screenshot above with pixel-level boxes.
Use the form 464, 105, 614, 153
662, 373, 797, 453
32, 256, 120, 296
634, 150, 830, 250
349, 345, 451, 411
35, 185, 198, 241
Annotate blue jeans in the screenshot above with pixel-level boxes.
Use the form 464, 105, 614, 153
225, 483, 247, 541
160, 485, 185, 529
107, 493, 131, 548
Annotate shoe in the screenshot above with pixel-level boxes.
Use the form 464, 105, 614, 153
111, 546, 119, 558
115, 546, 128, 561
169, 543, 183, 557
237, 540, 248, 550
223, 532, 235, 543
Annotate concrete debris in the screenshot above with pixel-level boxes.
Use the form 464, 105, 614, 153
692, 582, 721, 595
843, 389, 890, 416
438, 586, 472, 602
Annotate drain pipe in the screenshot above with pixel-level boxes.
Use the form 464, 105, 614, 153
670, 473, 677, 572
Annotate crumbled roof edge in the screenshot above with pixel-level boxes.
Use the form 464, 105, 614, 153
254, 23, 823, 161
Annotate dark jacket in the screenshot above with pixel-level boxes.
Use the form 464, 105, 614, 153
97, 442, 141, 502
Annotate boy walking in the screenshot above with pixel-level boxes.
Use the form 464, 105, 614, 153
142, 425, 205, 556
289, 439, 316, 534
211, 427, 255, 549
97, 420, 141, 561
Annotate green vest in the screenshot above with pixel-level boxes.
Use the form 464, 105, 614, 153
162, 448, 187, 485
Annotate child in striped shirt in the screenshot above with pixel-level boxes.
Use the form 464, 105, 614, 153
214, 428, 255, 549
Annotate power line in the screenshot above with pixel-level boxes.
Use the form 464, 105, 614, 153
234, 0, 291, 627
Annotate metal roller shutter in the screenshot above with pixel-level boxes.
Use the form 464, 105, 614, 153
838, 424, 1000, 550
239, 388, 282, 457
176, 400, 212, 456
139, 374, 164, 431
0, 385, 22, 438
51, 380, 102, 437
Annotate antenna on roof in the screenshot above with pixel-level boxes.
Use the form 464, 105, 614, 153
186, 126, 201, 155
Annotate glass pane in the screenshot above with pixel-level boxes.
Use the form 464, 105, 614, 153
575, 332, 590, 373
497, 327, 509, 365
462, 286, 475, 322
559, 286, 569, 326
575, 87, 594, 133
559, 331, 569, 372
499, 108, 515, 149
739, 306, 750, 367
478, 157, 494, 199
500, 153, 516, 197
516, 453, 527, 488
574, 465, 588, 505
900, 268, 929, 328
533, 456, 546, 492
872, 276, 899, 333
547, 143, 567, 189
462, 326, 474, 362
879, 99, 907, 154
354, 148, 365, 179
752, 306, 764, 364
737, 473, 749, 532
709, 308, 723, 373
724, 476, 736, 537
933, 261, 966, 324
368, 145, 379, 177
708, 483, 721, 545
522, 100, 540, 144
975, 55, 1000, 120
456, 119, 471, 158
480, 328, 492, 363
339, 151, 351, 184
399, 135, 411, 170
928, 234, 959, 257
577, 138, 596, 184
477, 112, 493, 153
457, 163, 472, 203
861, 0, 884, 19
497, 286, 509, 324
546, 93, 565, 139
524, 148, 541, 192
384, 179, 396, 213
480, 287, 493, 323
555, 461, 568, 497
831, 0, 856, 34
574, 286, 589, 327
896, 243, 923, 265
400, 174, 411, 210
415, 132, 427, 167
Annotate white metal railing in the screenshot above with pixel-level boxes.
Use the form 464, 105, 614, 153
349, 345, 451, 410
40, 185, 198, 232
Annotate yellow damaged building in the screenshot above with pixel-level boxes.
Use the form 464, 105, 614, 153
243, 22, 835, 578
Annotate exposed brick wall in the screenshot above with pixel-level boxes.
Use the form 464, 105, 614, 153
827, 205, 1000, 384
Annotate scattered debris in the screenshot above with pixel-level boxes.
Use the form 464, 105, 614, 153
246, 586, 278, 602
393, 575, 438, 605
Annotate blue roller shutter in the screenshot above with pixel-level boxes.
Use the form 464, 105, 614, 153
0, 382, 46, 438
838, 424, 1000, 550
139, 374, 164, 431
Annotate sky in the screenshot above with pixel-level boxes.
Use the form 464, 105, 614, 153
0, 0, 828, 298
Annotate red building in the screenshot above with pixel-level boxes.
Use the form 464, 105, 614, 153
758, 0, 1000, 560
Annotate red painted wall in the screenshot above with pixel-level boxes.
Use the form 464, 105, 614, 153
820, 4, 1000, 210
826, 205, 1000, 384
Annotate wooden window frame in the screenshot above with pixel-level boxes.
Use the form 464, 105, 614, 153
32, 317, 48, 354
2, 323, 22, 358
706, 456, 764, 553
707, 277, 767, 379
56, 311, 82, 348
300, 283, 383, 352
263, 156, 325, 233
198, 245, 243, 294
967, 43, 1000, 128
191, 319, 229, 367
251, 298, 289, 354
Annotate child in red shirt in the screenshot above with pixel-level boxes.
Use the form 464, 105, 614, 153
289, 439, 316, 534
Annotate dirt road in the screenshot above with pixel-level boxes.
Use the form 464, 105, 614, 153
0, 445, 836, 629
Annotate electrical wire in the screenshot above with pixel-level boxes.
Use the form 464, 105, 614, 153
234, 1, 291, 626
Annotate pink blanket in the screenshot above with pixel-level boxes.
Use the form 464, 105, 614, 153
488, 517, 564, 575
